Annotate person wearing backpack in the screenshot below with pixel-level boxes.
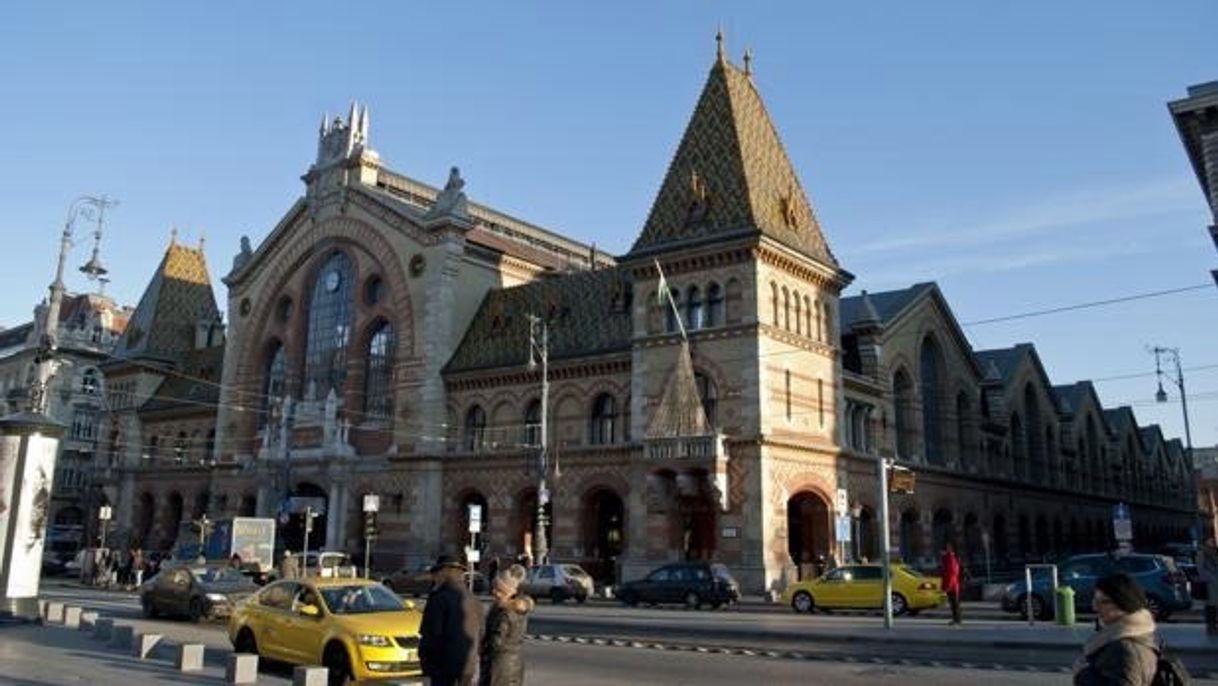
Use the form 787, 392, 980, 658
1072, 573, 1158, 685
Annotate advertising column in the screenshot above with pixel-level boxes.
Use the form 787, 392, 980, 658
0, 412, 65, 620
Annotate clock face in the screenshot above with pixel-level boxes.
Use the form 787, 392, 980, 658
325, 270, 341, 293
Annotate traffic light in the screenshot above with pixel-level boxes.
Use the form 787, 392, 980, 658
364, 511, 378, 540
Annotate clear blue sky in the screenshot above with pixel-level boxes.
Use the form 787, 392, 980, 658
1, 2, 1216, 447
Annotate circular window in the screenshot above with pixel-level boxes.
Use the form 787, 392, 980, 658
276, 296, 293, 322
364, 275, 384, 306
240, 298, 252, 316
409, 254, 426, 277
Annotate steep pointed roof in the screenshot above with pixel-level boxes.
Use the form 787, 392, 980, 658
629, 53, 836, 267
115, 241, 220, 363
646, 340, 712, 438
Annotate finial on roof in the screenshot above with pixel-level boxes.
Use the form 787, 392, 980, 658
715, 25, 725, 63
170, 225, 178, 245
858, 290, 881, 324
198, 234, 206, 251
743, 47, 753, 76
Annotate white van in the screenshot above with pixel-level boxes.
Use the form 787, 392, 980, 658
285, 551, 357, 579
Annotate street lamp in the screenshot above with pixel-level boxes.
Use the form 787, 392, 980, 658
1152, 346, 1202, 532
850, 502, 863, 563
97, 504, 112, 550
526, 314, 550, 566
362, 493, 380, 579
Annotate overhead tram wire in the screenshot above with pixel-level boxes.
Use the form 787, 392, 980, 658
960, 283, 1213, 327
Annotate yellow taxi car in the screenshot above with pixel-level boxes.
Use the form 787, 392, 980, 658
780, 563, 944, 616
228, 577, 422, 684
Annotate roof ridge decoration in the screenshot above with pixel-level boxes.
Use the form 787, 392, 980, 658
645, 340, 712, 438
629, 38, 837, 267
116, 239, 220, 362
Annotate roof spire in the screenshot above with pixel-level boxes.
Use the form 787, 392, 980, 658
715, 25, 725, 64
170, 225, 178, 246
743, 47, 753, 77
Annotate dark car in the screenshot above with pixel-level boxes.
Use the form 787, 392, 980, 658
616, 561, 740, 609
140, 564, 259, 622
382, 564, 487, 597
1000, 553, 1191, 620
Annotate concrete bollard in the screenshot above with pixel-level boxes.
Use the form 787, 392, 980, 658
79, 611, 99, 631
92, 618, 114, 641
293, 665, 329, 686
109, 625, 135, 651
132, 633, 162, 659
45, 602, 65, 624
38, 599, 48, 619
225, 653, 259, 684
63, 606, 82, 629
177, 643, 205, 672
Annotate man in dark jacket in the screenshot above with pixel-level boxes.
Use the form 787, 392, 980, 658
420, 555, 484, 686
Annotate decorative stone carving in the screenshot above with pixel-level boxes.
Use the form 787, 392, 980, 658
231, 235, 252, 274
425, 166, 469, 221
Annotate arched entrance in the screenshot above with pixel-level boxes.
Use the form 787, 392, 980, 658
163, 492, 184, 550
899, 508, 923, 563
515, 489, 552, 565
992, 513, 1008, 562
856, 506, 877, 562
962, 513, 981, 565
787, 491, 830, 578
282, 483, 328, 554
676, 471, 716, 561
136, 493, 155, 545
931, 508, 954, 555
582, 488, 625, 585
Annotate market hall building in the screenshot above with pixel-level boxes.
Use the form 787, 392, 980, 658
100, 44, 1197, 593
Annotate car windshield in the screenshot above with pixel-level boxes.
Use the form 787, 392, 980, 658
710, 564, 736, 583
193, 568, 247, 584
319, 584, 405, 614
562, 565, 589, 578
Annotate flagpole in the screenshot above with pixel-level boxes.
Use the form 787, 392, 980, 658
654, 259, 688, 341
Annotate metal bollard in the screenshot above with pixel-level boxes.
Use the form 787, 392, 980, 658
92, 618, 114, 641
110, 625, 135, 651
293, 665, 329, 686
63, 606, 82, 629
177, 643, 205, 672
45, 602, 65, 624
225, 653, 259, 684
132, 633, 162, 659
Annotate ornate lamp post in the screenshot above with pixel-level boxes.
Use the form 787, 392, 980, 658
1152, 346, 1202, 535
526, 314, 550, 566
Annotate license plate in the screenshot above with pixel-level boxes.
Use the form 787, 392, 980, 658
402, 649, 416, 662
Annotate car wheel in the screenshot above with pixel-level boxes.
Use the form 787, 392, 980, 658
621, 590, 639, 607
188, 598, 206, 623
891, 593, 909, 617
324, 643, 354, 686
684, 591, 702, 610
550, 588, 566, 604
140, 595, 157, 619
791, 591, 814, 614
234, 628, 258, 656
1146, 596, 1169, 621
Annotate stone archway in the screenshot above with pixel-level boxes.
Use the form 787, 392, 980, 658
787, 491, 831, 578
162, 492, 184, 550
931, 508, 955, 556
582, 488, 625, 585
135, 493, 155, 546
856, 506, 877, 562
676, 470, 717, 562
899, 508, 924, 563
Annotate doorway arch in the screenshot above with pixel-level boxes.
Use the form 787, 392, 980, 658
282, 482, 328, 554
582, 488, 625, 585
787, 491, 831, 577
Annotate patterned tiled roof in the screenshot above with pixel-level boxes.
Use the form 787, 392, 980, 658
444, 268, 632, 374
116, 241, 220, 363
140, 345, 224, 413
646, 340, 711, 438
974, 346, 1028, 382
629, 56, 836, 266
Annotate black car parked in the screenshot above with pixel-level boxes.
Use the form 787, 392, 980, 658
617, 561, 740, 609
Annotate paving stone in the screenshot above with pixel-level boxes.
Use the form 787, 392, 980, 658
92, 618, 114, 641
45, 602, 64, 623
62, 606, 82, 629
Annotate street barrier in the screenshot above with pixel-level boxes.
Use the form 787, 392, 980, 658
45, 602, 64, 624
63, 606, 82, 629
293, 665, 329, 686
78, 610, 98, 630
1023, 564, 1058, 626
225, 653, 259, 684
109, 625, 134, 651
132, 633, 162, 659
37, 599, 48, 620
177, 643, 205, 672
92, 618, 114, 641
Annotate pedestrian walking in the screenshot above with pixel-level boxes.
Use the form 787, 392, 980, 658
1197, 537, 1218, 635
940, 541, 962, 625
281, 550, 298, 580
419, 554, 483, 686
479, 564, 534, 686
1071, 573, 1157, 685
131, 547, 144, 589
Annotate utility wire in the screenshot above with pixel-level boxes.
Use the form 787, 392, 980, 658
961, 284, 1213, 327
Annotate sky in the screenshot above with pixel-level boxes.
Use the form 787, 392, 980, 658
0, 2, 1216, 448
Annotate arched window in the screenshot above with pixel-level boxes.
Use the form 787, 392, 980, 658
920, 337, 944, 465
784, 370, 792, 421
770, 282, 780, 326
705, 283, 723, 327
523, 400, 541, 447
694, 372, 718, 429
146, 435, 158, 462
803, 295, 813, 337
814, 300, 823, 341
782, 287, 791, 330
205, 430, 215, 462
174, 432, 187, 463
1010, 412, 1026, 479
792, 291, 802, 335
260, 342, 286, 427
685, 286, 703, 330
893, 369, 915, 460
81, 369, 100, 395
1023, 384, 1043, 483
664, 288, 681, 333
589, 394, 616, 445
955, 392, 970, 468
822, 302, 834, 343
465, 405, 487, 451
364, 321, 395, 420
303, 252, 354, 401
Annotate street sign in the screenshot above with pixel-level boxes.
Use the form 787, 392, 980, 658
889, 467, 915, 494
1112, 502, 1132, 542
834, 488, 849, 514
835, 514, 852, 542
468, 504, 483, 534
466, 546, 481, 564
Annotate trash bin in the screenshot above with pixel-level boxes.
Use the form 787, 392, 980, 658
1055, 586, 1075, 626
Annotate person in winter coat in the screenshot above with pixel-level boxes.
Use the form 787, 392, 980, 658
1072, 573, 1158, 686
940, 541, 962, 625
1197, 537, 1218, 635
479, 564, 534, 686
419, 555, 484, 686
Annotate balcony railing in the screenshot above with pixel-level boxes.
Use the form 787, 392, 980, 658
644, 434, 721, 461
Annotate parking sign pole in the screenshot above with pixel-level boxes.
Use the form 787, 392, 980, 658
878, 456, 893, 630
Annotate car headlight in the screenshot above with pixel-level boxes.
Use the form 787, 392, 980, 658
358, 634, 393, 647
205, 593, 228, 603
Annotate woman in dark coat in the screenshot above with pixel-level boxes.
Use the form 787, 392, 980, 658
1072, 573, 1158, 686
479, 564, 534, 686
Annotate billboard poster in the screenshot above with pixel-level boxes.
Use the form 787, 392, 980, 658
5, 434, 58, 598
0, 437, 21, 569
231, 518, 275, 571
